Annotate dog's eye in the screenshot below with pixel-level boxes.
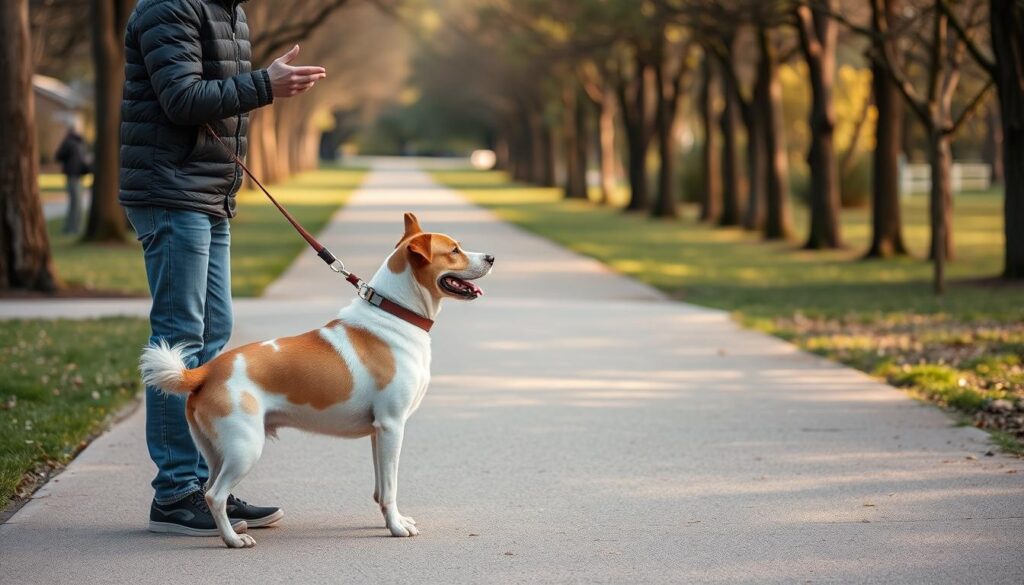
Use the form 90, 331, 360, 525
452, 247, 460, 255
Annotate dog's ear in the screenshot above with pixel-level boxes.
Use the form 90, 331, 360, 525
407, 233, 433, 264
403, 212, 423, 239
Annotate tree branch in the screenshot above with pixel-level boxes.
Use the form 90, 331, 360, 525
948, 79, 994, 136
936, 0, 996, 74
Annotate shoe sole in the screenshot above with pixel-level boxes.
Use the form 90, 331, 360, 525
232, 509, 284, 528
148, 519, 247, 537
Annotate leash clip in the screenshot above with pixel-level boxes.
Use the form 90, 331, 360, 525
328, 259, 347, 275
357, 283, 383, 306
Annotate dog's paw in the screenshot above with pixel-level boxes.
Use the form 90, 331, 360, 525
386, 514, 419, 537
224, 533, 257, 548
400, 514, 417, 526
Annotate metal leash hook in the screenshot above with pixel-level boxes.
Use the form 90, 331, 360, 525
317, 248, 349, 277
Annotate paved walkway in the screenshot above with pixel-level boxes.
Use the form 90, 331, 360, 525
1, 159, 1021, 584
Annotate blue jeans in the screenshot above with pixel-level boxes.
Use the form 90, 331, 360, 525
126, 206, 232, 504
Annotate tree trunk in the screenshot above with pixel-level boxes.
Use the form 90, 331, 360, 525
83, 0, 129, 242
864, 0, 908, 258
985, 103, 1004, 186
928, 129, 953, 293
651, 59, 679, 219
991, 0, 1024, 279
562, 84, 588, 199
540, 118, 557, 187
797, 2, 843, 249
528, 108, 546, 185
596, 84, 617, 205
0, 0, 58, 291
618, 56, 652, 212
741, 60, 767, 231
759, 28, 793, 240
718, 51, 743, 227
698, 51, 722, 223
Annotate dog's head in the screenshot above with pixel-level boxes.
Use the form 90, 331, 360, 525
387, 212, 494, 301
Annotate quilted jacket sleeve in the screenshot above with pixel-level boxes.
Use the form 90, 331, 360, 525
135, 0, 273, 125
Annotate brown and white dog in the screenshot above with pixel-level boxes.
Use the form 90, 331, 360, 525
140, 213, 493, 548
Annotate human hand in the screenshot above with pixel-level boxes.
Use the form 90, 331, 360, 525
267, 45, 326, 98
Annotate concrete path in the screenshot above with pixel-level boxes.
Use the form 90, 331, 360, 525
1, 159, 1022, 584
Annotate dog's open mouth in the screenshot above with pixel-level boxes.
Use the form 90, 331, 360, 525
440, 274, 484, 299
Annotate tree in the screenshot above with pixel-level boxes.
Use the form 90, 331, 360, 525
757, 24, 795, 240
796, 0, 843, 249
864, 0, 909, 258
0, 0, 58, 291
650, 24, 694, 218
873, 0, 992, 293
82, 0, 131, 243
697, 47, 723, 222
938, 0, 1024, 278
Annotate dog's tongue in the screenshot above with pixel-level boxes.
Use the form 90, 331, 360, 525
465, 280, 484, 296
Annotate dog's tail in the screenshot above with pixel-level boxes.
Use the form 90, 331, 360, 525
139, 341, 205, 394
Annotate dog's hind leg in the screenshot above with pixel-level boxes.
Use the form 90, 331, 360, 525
191, 430, 222, 492
206, 429, 264, 548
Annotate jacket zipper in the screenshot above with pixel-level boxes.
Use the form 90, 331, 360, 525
229, 3, 242, 202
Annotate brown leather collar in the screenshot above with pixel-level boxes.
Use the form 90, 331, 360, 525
344, 273, 434, 333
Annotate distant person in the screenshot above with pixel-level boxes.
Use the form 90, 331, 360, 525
118, 0, 326, 536
54, 124, 91, 234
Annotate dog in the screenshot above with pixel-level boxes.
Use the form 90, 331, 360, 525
139, 213, 493, 548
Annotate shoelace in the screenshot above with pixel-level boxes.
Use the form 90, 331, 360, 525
189, 490, 211, 514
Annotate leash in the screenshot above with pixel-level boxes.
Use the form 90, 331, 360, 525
204, 124, 433, 333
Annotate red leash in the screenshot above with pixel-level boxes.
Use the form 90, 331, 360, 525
204, 125, 433, 333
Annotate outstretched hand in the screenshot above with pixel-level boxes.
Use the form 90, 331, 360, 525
267, 45, 326, 98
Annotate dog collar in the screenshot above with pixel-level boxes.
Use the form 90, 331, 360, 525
345, 273, 434, 333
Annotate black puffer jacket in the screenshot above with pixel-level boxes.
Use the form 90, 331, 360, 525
119, 0, 273, 218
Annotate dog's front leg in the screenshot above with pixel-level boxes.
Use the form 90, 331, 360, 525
370, 432, 380, 504
372, 418, 418, 537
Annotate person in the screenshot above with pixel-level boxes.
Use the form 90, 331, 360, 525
118, 0, 326, 536
54, 123, 90, 234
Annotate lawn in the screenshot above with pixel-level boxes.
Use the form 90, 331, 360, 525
48, 167, 366, 297
0, 318, 149, 510
434, 169, 1024, 451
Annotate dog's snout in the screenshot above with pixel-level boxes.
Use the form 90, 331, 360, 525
484, 254, 495, 265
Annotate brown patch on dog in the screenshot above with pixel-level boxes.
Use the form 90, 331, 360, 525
185, 325, 353, 425
247, 329, 353, 409
186, 364, 234, 438
387, 248, 408, 273
240, 391, 260, 415
344, 325, 396, 390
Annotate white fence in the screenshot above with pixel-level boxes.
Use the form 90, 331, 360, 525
900, 161, 992, 195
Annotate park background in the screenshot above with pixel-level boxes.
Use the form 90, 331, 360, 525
1, 0, 1022, 535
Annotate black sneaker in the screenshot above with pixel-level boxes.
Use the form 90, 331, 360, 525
149, 491, 246, 536
226, 494, 283, 528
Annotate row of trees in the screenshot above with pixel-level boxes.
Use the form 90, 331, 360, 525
1, 0, 406, 291
404, 0, 1022, 293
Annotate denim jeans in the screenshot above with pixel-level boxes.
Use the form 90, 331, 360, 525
63, 175, 82, 234
126, 206, 232, 504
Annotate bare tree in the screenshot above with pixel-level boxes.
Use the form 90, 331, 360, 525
938, 0, 1024, 279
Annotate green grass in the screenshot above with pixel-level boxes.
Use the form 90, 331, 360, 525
48, 167, 365, 297
0, 318, 149, 509
434, 169, 1024, 450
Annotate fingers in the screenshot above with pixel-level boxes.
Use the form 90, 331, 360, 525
290, 73, 327, 84
290, 66, 327, 77
278, 44, 300, 64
